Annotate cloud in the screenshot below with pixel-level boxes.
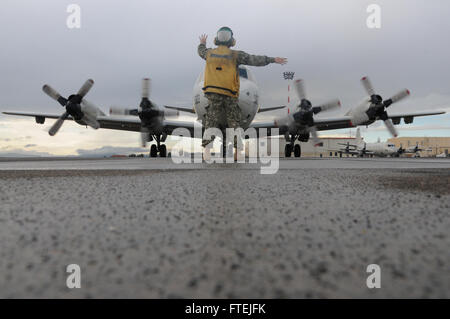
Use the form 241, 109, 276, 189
24, 144, 36, 148
76, 146, 146, 157
0, 148, 54, 157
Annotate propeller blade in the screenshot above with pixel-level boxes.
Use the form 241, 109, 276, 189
351, 111, 370, 126
309, 126, 320, 145
384, 89, 410, 107
293, 79, 306, 101
140, 131, 149, 147
110, 107, 138, 116
140, 127, 153, 147
77, 79, 94, 97
383, 119, 398, 137
361, 76, 375, 96
49, 112, 69, 136
43, 85, 67, 106
142, 78, 150, 99
315, 99, 341, 113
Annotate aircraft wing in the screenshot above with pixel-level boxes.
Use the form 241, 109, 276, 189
95, 115, 142, 132
96, 116, 199, 136
312, 110, 446, 130
2, 111, 144, 132
387, 110, 446, 122
3, 111, 63, 120
252, 110, 446, 134
313, 116, 354, 131
162, 119, 197, 136
258, 106, 286, 113
335, 149, 361, 155
248, 120, 287, 136
249, 116, 354, 135
2, 111, 199, 135
164, 106, 196, 114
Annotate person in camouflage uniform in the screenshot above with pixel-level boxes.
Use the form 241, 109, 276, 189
198, 27, 287, 148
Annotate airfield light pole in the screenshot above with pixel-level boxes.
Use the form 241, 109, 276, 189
283, 71, 295, 114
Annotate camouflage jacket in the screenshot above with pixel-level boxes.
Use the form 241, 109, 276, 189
198, 44, 275, 66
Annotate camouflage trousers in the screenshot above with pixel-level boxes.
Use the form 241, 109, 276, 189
202, 93, 242, 148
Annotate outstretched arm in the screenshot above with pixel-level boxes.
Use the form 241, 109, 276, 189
198, 34, 209, 60
236, 50, 287, 66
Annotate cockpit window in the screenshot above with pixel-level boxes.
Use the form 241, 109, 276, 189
239, 67, 248, 79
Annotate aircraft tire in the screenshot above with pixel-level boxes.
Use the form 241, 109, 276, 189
285, 144, 292, 158
294, 144, 301, 157
159, 145, 167, 158
150, 144, 158, 157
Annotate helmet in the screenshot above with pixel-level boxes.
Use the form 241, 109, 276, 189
214, 26, 236, 47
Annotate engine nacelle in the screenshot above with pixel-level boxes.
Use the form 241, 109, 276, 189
298, 133, 309, 142
35, 116, 45, 124
110, 107, 138, 116
404, 116, 414, 124
392, 118, 401, 125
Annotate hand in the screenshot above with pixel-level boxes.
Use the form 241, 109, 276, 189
199, 34, 207, 45
274, 57, 287, 65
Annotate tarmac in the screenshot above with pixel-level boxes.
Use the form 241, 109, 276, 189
0, 157, 449, 298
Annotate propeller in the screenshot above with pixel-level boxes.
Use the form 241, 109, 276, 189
411, 142, 423, 153
351, 76, 410, 137
359, 142, 368, 157
140, 127, 153, 147
109, 78, 178, 147
43, 79, 99, 136
290, 79, 341, 144
109, 78, 175, 147
339, 141, 354, 153
396, 143, 405, 156
138, 78, 159, 147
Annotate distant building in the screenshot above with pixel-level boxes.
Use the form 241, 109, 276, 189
388, 137, 450, 157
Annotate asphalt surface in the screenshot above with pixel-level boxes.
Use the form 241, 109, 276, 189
0, 157, 449, 298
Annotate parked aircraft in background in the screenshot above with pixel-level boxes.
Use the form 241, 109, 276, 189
334, 128, 399, 157
436, 151, 449, 158
396, 142, 425, 157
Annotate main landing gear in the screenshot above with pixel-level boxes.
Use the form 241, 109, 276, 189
149, 134, 167, 157
285, 144, 301, 158
284, 133, 303, 158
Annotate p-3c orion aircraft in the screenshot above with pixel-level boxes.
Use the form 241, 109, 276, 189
3, 71, 445, 157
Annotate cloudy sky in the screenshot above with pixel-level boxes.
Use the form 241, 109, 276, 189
0, 0, 449, 156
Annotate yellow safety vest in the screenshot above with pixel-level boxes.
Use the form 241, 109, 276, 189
203, 45, 240, 98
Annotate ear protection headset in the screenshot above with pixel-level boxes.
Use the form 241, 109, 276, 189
214, 26, 236, 47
